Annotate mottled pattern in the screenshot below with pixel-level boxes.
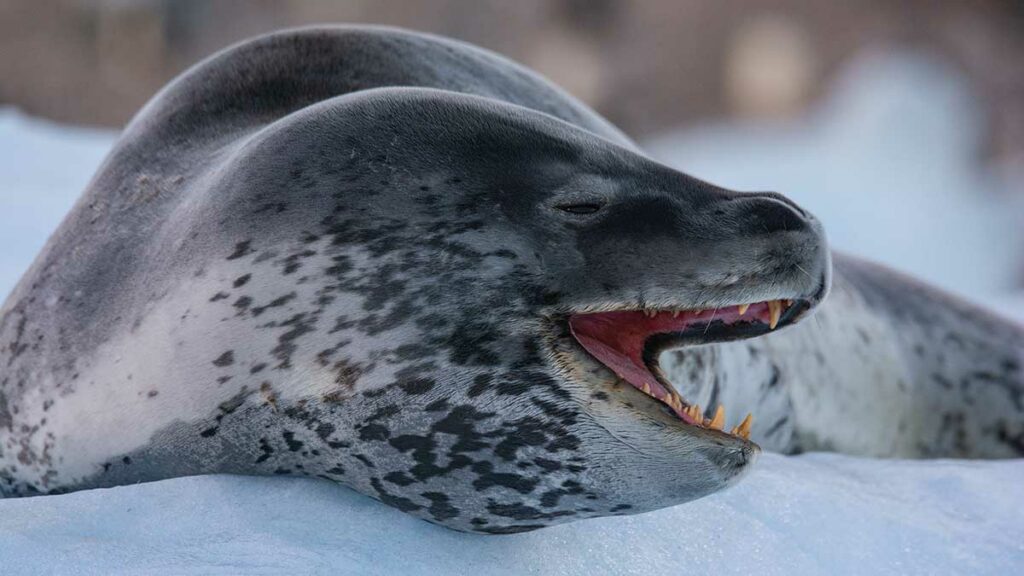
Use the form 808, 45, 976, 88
661, 254, 1024, 459
0, 26, 1017, 535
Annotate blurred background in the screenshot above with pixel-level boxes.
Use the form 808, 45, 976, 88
1, 0, 1022, 308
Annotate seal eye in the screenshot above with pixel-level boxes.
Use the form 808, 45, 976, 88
556, 203, 603, 215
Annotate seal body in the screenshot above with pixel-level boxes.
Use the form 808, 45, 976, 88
663, 255, 1024, 458
0, 26, 1020, 533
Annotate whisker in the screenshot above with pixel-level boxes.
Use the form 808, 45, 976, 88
703, 306, 720, 335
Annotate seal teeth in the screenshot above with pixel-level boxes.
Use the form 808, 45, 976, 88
737, 303, 750, 315
731, 413, 753, 439
710, 405, 725, 430
768, 300, 783, 329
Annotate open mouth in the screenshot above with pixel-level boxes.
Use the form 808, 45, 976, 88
568, 299, 810, 440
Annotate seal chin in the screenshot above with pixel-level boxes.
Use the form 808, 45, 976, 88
562, 297, 815, 442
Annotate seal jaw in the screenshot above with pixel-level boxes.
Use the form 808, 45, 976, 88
564, 299, 813, 441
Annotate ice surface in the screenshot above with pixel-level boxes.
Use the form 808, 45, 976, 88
0, 453, 1021, 576
1, 52, 1023, 574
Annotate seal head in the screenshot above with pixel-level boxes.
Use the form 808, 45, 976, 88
196, 87, 830, 531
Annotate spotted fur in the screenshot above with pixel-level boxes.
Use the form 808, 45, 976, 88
662, 256, 1024, 459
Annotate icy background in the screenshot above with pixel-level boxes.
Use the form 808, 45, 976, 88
648, 52, 1023, 302
0, 52, 1022, 574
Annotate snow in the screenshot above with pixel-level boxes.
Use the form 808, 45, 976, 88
1, 51, 1022, 574
0, 454, 1021, 575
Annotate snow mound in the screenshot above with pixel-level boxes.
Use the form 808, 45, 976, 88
0, 453, 1021, 575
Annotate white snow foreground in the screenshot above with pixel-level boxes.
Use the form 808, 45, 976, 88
2, 51, 1024, 574
0, 453, 1020, 575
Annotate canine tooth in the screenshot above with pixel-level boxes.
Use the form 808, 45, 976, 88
710, 405, 725, 430
767, 300, 782, 329
737, 303, 750, 315
737, 413, 753, 439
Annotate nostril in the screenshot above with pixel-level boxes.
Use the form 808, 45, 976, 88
734, 197, 809, 235
750, 191, 809, 218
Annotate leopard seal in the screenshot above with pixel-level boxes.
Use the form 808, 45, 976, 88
1, 26, 1021, 534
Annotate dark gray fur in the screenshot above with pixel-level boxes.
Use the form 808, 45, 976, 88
0, 26, 1020, 534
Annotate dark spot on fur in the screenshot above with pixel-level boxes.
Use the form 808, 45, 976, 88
384, 471, 415, 486
282, 430, 304, 452
251, 292, 297, 317
422, 492, 460, 521
227, 240, 254, 260
212, 350, 234, 367
359, 423, 390, 441
467, 373, 492, 397
370, 478, 422, 512
255, 438, 274, 463
399, 377, 435, 395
